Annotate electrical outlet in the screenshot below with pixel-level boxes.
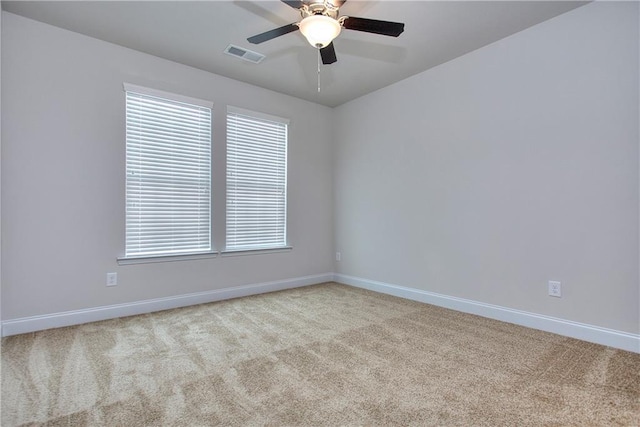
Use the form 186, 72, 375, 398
106, 272, 118, 287
548, 280, 561, 298
336, 252, 341, 262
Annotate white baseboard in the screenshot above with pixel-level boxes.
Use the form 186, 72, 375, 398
335, 273, 640, 354
1, 273, 334, 337
5, 272, 638, 354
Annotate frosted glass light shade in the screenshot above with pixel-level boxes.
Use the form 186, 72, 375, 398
299, 15, 341, 48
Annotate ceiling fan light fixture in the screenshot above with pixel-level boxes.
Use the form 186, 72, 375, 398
298, 15, 341, 48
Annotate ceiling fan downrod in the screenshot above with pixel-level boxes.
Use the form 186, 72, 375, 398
317, 48, 321, 93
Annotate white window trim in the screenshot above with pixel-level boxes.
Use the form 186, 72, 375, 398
225, 106, 290, 252
220, 246, 293, 258
122, 83, 214, 262
117, 251, 219, 265
226, 105, 290, 126
122, 83, 213, 109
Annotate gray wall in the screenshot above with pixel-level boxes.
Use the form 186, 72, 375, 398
2, 2, 639, 337
333, 2, 639, 334
1, 12, 334, 319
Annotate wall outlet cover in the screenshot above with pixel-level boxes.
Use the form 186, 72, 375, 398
107, 272, 118, 287
548, 280, 561, 297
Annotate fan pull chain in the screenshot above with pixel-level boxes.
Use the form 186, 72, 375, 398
317, 48, 321, 93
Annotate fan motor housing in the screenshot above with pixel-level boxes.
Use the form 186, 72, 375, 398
302, 2, 340, 20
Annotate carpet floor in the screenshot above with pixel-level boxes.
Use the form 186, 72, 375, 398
2, 282, 639, 426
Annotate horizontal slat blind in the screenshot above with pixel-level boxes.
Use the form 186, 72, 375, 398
125, 89, 212, 257
226, 110, 287, 250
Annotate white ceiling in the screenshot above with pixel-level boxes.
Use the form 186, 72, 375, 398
2, 1, 587, 107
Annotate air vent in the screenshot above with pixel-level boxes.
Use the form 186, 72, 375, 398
224, 44, 265, 64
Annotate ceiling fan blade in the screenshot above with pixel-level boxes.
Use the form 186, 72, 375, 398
247, 23, 299, 44
342, 16, 405, 37
320, 43, 337, 65
280, 0, 304, 9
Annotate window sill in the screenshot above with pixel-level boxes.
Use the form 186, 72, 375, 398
117, 251, 219, 265
221, 246, 292, 257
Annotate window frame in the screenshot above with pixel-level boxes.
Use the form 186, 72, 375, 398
118, 83, 216, 265
224, 106, 290, 255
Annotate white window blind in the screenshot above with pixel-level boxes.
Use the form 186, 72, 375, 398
226, 108, 288, 251
124, 84, 212, 258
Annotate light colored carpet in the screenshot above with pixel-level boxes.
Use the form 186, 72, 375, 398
2, 282, 639, 426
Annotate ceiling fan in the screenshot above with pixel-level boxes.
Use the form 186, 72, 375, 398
247, 0, 405, 65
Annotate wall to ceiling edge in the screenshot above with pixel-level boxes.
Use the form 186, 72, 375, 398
0, 11, 335, 325
333, 1, 640, 339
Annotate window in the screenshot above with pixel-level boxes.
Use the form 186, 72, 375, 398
226, 107, 288, 251
123, 83, 212, 259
